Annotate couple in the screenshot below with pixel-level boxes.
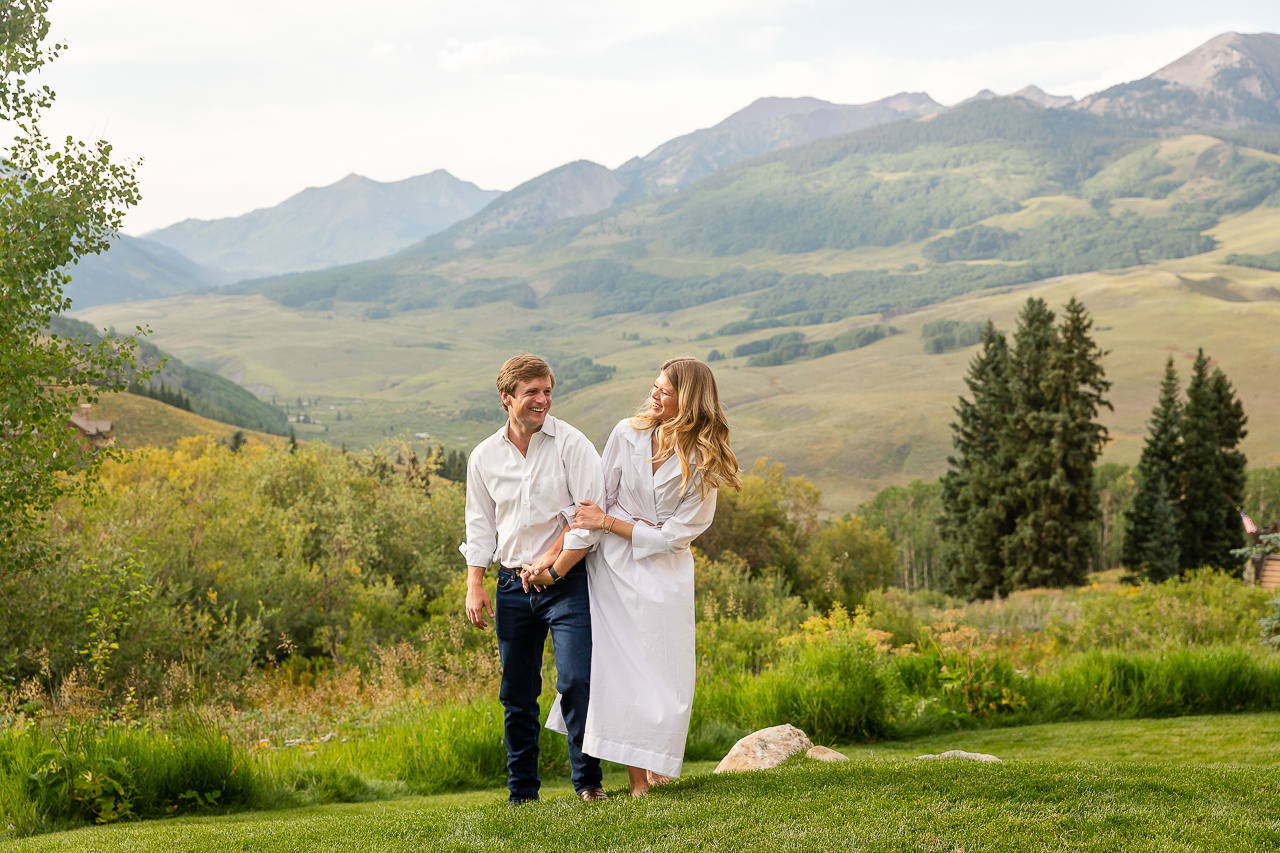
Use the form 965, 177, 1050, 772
462, 353, 741, 803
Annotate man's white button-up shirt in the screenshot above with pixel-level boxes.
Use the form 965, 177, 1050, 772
459, 415, 605, 570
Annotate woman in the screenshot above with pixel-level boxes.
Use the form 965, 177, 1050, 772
541, 357, 742, 797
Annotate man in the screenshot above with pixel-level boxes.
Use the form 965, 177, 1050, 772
462, 354, 608, 803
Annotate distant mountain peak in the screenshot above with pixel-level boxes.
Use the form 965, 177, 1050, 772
1075, 31, 1280, 128
1012, 85, 1076, 109
146, 170, 502, 277
956, 89, 998, 106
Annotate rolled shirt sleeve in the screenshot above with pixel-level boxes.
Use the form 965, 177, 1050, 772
561, 429, 606, 552
458, 451, 499, 567
631, 487, 718, 562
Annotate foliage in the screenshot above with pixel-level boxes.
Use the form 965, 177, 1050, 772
941, 299, 1111, 597
856, 480, 950, 590
939, 323, 1016, 598
743, 325, 895, 367
923, 213, 1215, 271
0, 2, 147, 569
1244, 466, 1280, 528
794, 517, 895, 611
1225, 250, 1280, 272
1123, 357, 1184, 581
921, 319, 986, 354
1, 437, 466, 697
550, 356, 616, 395
694, 459, 821, 583
1178, 350, 1248, 573
49, 316, 286, 435
1093, 463, 1136, 571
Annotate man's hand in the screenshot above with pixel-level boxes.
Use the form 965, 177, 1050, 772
465, 567, 494, 628
520, 564, 555, 592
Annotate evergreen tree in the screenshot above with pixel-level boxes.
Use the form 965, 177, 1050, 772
1122, 357, 1183, 579
1000, 298, 1070, 589
1211, 368, 1249, 567
940, 321, 1016, 598
1177, 350, 1251, 571
1124, 469, 1181, 581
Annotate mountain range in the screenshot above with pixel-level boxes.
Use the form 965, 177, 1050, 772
73, 30, 1280, 508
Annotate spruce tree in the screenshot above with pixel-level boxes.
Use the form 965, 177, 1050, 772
1179, 351, 1227, 570
1000, 298, 1067, 589
1122, 357, 1183, 579
1125, 469, 1182, 581
940, 322, 1016, 598
1207, 366, 1249, 572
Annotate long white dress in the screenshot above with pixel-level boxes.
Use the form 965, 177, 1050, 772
547, 418, 718, 778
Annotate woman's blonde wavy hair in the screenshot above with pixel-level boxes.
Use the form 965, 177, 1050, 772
630, 357, 742, 498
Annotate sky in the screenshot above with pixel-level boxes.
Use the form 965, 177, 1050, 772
33, 0, 1280, 234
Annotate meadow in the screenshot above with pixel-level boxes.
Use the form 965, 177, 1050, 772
5, 715, 1280, 852
76, 203, 1280, 514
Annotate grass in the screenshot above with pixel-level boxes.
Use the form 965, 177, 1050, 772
7, 714, 1280, 852
88, 393, 279, 450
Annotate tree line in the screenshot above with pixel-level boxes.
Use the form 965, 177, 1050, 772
936, 296, 1249, 597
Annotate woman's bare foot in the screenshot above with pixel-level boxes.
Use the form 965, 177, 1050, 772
627, 765, 650, 798
646, 770, 673, 787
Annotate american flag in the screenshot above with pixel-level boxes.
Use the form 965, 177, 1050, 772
1242, 511, 1259, 534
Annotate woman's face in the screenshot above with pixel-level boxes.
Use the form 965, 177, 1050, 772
649, 371, 678, 421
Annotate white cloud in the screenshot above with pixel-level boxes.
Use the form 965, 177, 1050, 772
438, 35, 551, 72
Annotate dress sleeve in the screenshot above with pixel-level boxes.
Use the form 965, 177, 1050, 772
630, 485, 718, 562
458, 450, 498, 568
561, 429, 606, 552
601, 421, 628, 511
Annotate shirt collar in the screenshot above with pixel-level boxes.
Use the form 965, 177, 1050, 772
497, 414, 558, 445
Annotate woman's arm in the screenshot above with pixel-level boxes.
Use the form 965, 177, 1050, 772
572, 500, 636, 540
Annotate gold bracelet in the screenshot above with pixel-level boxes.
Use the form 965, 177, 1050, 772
604, 516, 615, 533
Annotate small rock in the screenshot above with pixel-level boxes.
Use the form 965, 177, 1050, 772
917, 749, 1002, 763
806, 746, 848, 763
714, 724, 814, 773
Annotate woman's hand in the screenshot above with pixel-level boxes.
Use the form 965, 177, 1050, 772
572, 500, 608, 531
520, 550, 558, 592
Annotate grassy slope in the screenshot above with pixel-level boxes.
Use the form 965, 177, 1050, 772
75, 219, 1280, 513
10, 714, 1280, 852
90, 393, 280, 450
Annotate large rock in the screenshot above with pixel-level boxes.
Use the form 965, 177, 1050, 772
714, 724, 813, 773
917, 749, 1002, 763
806, 745, 849, 763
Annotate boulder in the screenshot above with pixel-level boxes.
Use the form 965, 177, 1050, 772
806, 745, 849, 763
714, 724, 814, 773
917, 749, 1002, 763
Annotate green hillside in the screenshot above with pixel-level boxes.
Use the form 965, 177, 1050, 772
75, 101, 1280, 512
50, 315, 287, 435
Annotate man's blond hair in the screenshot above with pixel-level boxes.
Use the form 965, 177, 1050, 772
496, 354, 555, 408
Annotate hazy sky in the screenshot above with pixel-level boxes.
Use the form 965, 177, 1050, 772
35, 1, 1280, 233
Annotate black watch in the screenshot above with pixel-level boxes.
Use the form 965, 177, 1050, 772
547, 565, 564, 584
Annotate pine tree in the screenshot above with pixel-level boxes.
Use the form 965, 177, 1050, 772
1179, 351, 1221, 569
940, 321, 1016, 598
1040, 297, 1112, 583
1122, 357, 1183, 579
1000, 298, 1066, 589
1207, 366, 1248, 573
1125, 469, 1181, 581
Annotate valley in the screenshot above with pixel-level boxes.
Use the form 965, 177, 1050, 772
71, 31, 1280, 513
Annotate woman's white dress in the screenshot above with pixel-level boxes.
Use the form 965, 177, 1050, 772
546, 419, 717, 778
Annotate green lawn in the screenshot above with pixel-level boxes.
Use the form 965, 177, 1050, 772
9, 714, 1280, 852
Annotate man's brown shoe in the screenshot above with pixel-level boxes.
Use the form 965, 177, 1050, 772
579, 788, 610, 801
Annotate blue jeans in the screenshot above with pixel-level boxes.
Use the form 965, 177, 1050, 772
495, 565, 602, 802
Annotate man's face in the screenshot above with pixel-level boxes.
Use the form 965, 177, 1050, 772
502, 375, 553, 430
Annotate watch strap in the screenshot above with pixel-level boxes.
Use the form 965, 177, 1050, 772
547, 565, 562, 584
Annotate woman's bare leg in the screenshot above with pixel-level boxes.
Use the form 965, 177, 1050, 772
627, 765, 650, 797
